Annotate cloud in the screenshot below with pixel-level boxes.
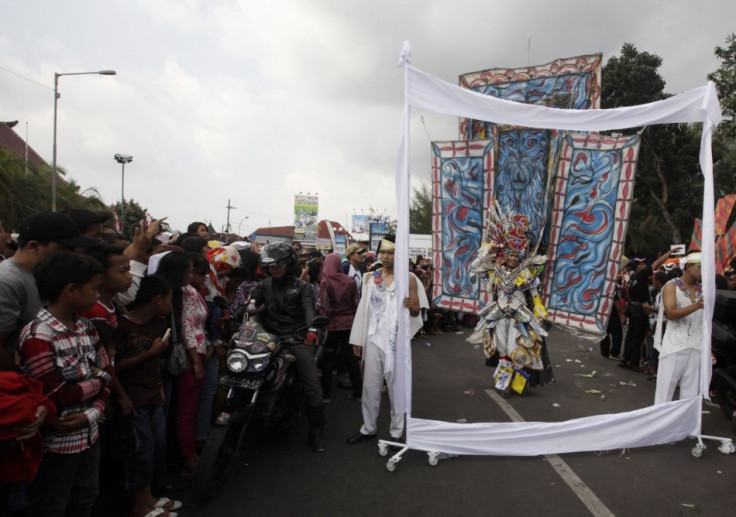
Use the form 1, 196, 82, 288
1, 0, 735, 235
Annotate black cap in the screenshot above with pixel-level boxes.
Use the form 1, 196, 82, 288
17, 212, 98, 249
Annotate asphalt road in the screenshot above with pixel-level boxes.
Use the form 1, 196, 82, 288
160, 327, 736, 516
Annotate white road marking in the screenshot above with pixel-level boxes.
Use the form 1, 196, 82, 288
485, 389, 616, 517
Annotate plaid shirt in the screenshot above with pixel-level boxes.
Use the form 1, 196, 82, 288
16, 309, 110, 454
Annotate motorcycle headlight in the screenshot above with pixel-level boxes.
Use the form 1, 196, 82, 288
248, 356, 270, 372
227, 350, 248, 373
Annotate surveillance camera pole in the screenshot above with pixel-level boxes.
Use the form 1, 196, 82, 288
114, 154, 133, 235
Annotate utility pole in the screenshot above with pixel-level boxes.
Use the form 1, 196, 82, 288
225, 198, 236, 233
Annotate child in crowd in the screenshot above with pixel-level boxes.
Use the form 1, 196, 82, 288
188, 252, 218, 453
81, 243, 136, 416
155, 251, 205, 475
16, 253, 111, 517
117, 275, 181, 517
177, 253, 208, 474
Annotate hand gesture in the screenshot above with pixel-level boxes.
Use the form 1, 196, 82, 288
146, 217, 168, 240
15, 405, 49, 442
116, 394, 137, 417
150, 337, 169, 355
52, 412, 89, 434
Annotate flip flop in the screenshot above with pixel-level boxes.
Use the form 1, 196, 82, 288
142, 509, 175, 517
154, 497, 183, 510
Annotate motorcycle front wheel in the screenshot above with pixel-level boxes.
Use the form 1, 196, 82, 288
196, 421, 246, 499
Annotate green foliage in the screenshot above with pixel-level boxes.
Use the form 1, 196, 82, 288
110, 199, 149, 239
602, 43, 666, 108
0, 145, 113, 230
709, 33, 736, 213
708, 33, 736, 139
602, 43, 702, 255
409, 181, 432, 234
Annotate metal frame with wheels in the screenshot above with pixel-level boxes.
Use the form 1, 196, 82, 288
691, 434, 736, 458
377, 439, 458, 471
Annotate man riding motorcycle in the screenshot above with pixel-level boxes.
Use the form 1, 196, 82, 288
249, 242, 327, 452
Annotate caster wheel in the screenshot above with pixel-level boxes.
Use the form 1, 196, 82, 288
378, 444, 388, 457
691, 447, 703, 458
386, 460, 396, 472
718, 441, 735, 455
428, 453, 438, 466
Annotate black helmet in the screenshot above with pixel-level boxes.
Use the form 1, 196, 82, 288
261, 242, 298, 273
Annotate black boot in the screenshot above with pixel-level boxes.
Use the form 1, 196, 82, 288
307, 406, 326, 452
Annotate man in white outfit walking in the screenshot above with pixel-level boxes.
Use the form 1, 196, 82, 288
346, 237, 428, 444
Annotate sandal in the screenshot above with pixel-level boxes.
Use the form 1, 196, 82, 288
141, 509, 177, 517
154, 498, 183, 511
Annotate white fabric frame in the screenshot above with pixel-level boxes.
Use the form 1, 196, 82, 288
393, 42, 721, 454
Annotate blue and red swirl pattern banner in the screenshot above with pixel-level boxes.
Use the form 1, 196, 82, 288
541, 133, 641, 334
431, 140, 494, 313
458, 54, 602, 140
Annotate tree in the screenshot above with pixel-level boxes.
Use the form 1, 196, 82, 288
602, 43, 666, 109
602, 43, 702, 255
708, 33, 736, 138
111, 199, 149, 239
409, 181, 432, 234
708, 33, 736, 212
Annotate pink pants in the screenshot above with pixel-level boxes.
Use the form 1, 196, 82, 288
177, 353, 204, 458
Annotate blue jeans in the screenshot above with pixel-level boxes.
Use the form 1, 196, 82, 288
121, 404, 166, 491
195, 352, 219, 442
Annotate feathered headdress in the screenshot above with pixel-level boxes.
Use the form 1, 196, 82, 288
485, 201, 530, 263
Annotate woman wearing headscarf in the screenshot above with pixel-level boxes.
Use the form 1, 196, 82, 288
319, 253, 361, 401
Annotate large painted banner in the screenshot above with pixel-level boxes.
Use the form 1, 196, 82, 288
458, 54, 602, 140
541, 133, 641, 334
715, 194, 736, 236
431, 55, 603, 313
293, 194, 318, 243
494, 127, 560, 247
690, 218, 703, 251
431, 140, 494, 313
459, 54, 602, 247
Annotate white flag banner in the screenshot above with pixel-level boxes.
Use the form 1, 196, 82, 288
394, 42, 720, 454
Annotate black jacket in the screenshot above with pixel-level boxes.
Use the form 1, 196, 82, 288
251, 276, 315, 336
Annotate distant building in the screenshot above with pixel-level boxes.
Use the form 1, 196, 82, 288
251, 225, 295, 246
0, 121, 49, 173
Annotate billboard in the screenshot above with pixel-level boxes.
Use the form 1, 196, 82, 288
369, 221, 389, 251
352, 214, 370, 235
294, 194, 318, 244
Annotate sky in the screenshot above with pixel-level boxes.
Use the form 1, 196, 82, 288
1, 0, 734, 237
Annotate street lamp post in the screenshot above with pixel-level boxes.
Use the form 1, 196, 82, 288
114, 154, 133, 235
52, 69, 116, 211
238, 216, 250, 237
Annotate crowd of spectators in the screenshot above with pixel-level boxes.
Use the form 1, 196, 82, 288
0, 210, 447, 516
6, 206, 731, 515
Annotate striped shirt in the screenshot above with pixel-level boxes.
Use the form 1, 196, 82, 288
16, 309, 110, 454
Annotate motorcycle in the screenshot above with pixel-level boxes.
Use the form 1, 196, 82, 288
712, 289, 736, 430
195, 313, 330, 499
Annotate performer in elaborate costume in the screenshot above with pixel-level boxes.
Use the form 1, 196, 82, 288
468, 204, 549, 396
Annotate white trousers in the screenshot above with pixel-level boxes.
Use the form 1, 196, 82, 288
360, 343, 404, 439
654, 348, 700, 405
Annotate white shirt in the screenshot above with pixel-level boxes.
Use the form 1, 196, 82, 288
347, 263, 363, 292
